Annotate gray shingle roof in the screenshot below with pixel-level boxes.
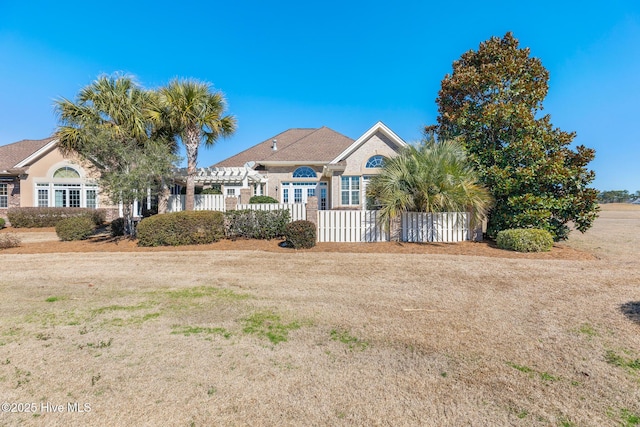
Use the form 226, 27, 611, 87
214, 127, 354, 167
0, 137, 55, 173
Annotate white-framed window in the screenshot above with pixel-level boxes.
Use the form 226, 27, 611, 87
34, 182, 99, 208
226, 188, 236, 196
0, 183, 7, 208
341, 176, 360, 205
53, 167, 81, 178
365, 155, 385, 168
292, 166, 317, 178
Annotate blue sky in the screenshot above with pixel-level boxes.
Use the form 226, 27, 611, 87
1, 1, 638, 191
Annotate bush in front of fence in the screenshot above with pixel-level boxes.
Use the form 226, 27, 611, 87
249, 195, 278, 204
284, 220, 316, 249
137, 211, 225, 247
7, 207, 106, 228
225, 209, 290, 240
55, 216, 96, 241
496, 228, 553, 252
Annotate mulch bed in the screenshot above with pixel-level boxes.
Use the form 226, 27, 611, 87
0, 227, 595, 260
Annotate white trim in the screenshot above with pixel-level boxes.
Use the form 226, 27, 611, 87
329, 122, 407, 165
15, 139, 59, 168
257, 160, 328, 167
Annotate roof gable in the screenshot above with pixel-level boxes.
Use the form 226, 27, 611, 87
0, 137, 56, 173
214, 127, 354, 167
330, 121, 406, 164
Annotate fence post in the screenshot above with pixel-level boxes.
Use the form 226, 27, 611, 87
225, 196, 238, 212
306, 196, 318, 226
239, 188, 251, 204
390, 215, 401, 242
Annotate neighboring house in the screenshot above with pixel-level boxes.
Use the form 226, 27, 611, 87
182, 121, 407, 209
0, 137, 114, 221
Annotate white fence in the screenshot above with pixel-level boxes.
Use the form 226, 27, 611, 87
317, 210, 389, 242
318, 210, 470, 243
167, 195, 225, 212
237, 203, 306, 222
401, 212, 469, 242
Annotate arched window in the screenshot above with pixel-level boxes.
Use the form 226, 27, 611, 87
53, 166, 80, 179
365, 155, 385, 168
292, 166, 317, 178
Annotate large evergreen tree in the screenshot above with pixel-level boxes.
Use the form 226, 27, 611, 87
436, 32, 598, 240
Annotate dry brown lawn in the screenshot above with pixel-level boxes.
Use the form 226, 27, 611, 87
1, 204, 639, 426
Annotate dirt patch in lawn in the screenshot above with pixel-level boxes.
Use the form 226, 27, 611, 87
0, 227, 594, 260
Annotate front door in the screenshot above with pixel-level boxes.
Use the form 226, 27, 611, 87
281, 182, 328, 209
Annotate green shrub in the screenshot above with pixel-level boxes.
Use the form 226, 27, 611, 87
496, 228, 554, 252
284, 220, 316, 249
110, 218, 126, 237
249, 195, 278, 204
137, 211, 225, 247
200, 188, 222, 195
7, 207, 105, 228
0, 217, 5, 229
55, 216, 96, 241
225, 209, 290, 240
0, 233, 21, 249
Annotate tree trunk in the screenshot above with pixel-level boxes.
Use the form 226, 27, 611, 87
184, 126, 200, 211
157, 178, 170, 214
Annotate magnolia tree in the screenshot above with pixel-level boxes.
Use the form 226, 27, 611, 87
435, 32, 598, 240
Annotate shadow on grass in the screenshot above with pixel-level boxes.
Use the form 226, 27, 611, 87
619, 301, 640, 325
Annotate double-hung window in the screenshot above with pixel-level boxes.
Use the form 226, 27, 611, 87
341, 176, 360, 205
0, 183, 7, 208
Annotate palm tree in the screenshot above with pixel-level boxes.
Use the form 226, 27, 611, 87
366, 139, 493, 228
56, 75, 154, 151
152, 79, 236, 211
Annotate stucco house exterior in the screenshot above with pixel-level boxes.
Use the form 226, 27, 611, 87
0, 137, 117, 222
185, 121, 407, 209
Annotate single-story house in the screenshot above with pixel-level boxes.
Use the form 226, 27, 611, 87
178, 121, 407, 209
0, 137, 118, 222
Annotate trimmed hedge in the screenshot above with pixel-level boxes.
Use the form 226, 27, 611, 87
225, 209, 290, 240
137, 211, 225, 247
284, 220, 316, 249
55, 217, 96, 241
249, 195, 278, 204
496, 228, 554, 252
7, 207, 106, 228
0, 218, 5, 229
0, 233, 21, 249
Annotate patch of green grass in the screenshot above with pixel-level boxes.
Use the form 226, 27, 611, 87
91, 302, 157, 316
620, 408, 640, 426
605, 350, 640, 371
102, 312, 161, 327
45, 296, 66, 303
517, 410, 528, 419
330, 328, 369, 351
506, 362, 533, 373
577, 323, 598, 337
242, 311, 300, 344
161, 286, 250, 301
171, 325, 231, 339
506, 362, 561, 382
